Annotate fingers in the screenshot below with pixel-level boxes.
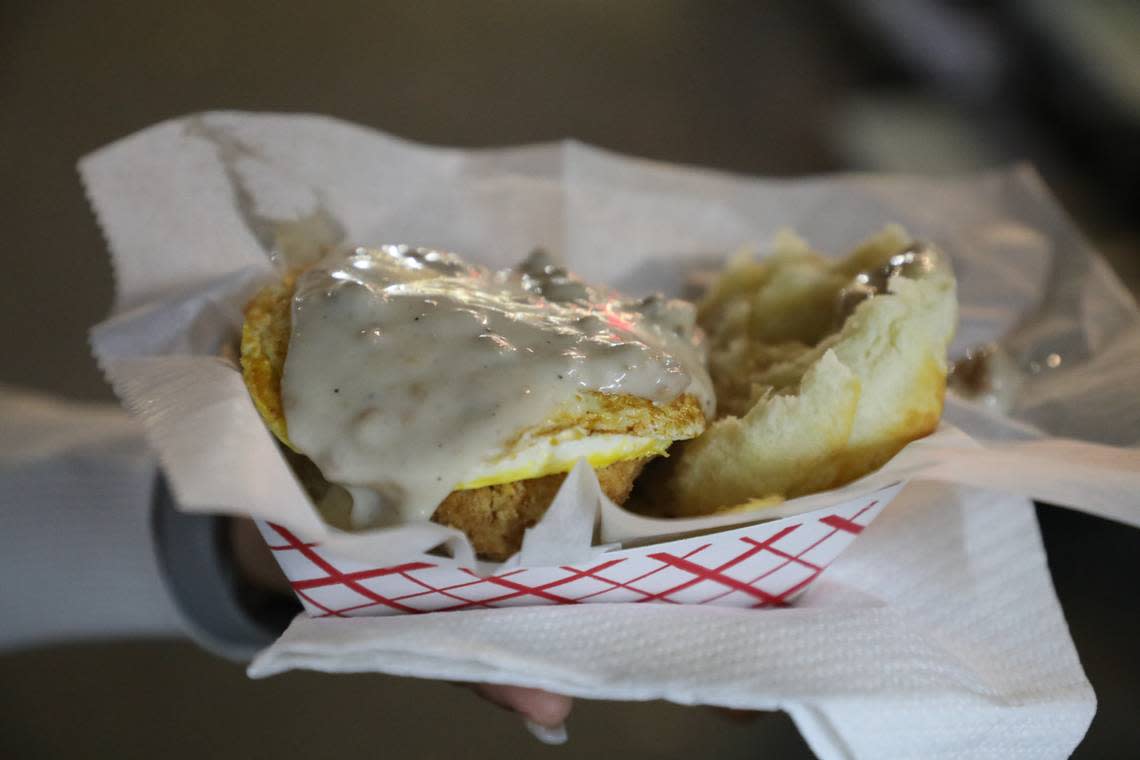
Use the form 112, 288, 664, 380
471, 683, 573, 728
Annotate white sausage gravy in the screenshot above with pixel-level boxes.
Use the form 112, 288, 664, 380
281, 246, 713, 526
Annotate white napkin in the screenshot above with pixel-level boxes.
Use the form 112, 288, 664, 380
81, 113, 1140, 759
249, 483, 1094, 760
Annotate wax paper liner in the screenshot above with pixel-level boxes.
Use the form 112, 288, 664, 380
79, 113, 995, 572
82, 113, 1140, 564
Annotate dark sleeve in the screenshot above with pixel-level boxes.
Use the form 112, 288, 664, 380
151, 474, 300, 661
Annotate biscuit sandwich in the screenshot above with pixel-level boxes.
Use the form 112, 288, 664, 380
241, 246, 712, 560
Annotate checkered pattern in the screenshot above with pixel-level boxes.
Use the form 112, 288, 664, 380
258, 486, 896, 617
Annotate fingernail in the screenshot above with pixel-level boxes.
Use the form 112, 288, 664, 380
525, 719, 568, 745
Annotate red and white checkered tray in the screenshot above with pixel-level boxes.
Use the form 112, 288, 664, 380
257, 482, 900, 617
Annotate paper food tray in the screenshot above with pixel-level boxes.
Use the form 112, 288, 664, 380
257, 483, 901, 617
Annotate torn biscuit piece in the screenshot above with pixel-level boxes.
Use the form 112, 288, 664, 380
643, 226, 957, 516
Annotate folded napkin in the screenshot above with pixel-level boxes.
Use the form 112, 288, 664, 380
250, 482, 1095, 759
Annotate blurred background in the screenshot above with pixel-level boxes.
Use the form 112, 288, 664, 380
2, 1, 1138, 757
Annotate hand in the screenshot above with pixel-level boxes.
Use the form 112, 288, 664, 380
470, 683, 572, 741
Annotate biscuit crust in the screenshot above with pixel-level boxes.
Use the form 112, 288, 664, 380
641, 226, 957, 516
